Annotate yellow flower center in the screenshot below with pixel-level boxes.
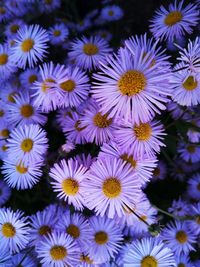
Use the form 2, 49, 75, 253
10, 24, 19, 33
140, 215, 147, 221
62, 178, 79, 196
45, 0, 52, 4
120, 153, 137, 168
118, 70, 146, 96
53, 30, 61, 37
8, 92, 17, 103
20, 104, 34, 118
66, 224, 80, 238
187, 145, 196, 154
94, 231, 108, 245
10, 40, 16, 47
93, 112, 112, 128
39, 225, 51, 236
16, 163, 28, 174
28, 74, 38, 84
102, 177, 121, 198
21, 39, 34, 52
153, 167, 160, 176
134, 123, 152, 141
50, 245, 67, 260
80, 254, 93, 264
2, 145, 7, 151
183, 76, 198, 91
0, 7, 6, 14
1, 223, 16, 238
178, 264, 186, 267
1, 129, 9, 138
0, 54, 8, 65
176, 230, 188, 244
0, 110, 4, 117
141, 255, 158, 267
41, 78, 55, 93
196, 215, 200, 224
197, 183, 200, 191
60, 80, 76, 92
21, 138, 34, 152
83, 43, 99, 55
74, 120, 86, 132
164, 11, 183, 26
108, 10, 114, 16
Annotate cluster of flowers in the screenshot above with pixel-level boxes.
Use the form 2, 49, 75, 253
0, 0, 200, 266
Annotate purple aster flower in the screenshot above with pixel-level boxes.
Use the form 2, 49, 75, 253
48, 23, 69, 45
11, 252, 36, 267
175, 254, 195, 267
150, 0, 199, 42
39, 0, 61, 14
123, 237, 176, 267
178, 141, 200, 163
20, 67, 41, 89
2, 158, 43, 190
0, 4, 12, 22
68, 36, 112, 71
187, 119, 200, 143
100, 5, 123, 22
36, 231, 80, 267
125, 33, 171, 71
99, 141, 157, 185
55, 210, 92, 252
5, 1, 31, 17
186, 203, 200, 236
0, 82, 20, 104
62, 111, 87, 145
82, 157, 141, 218
56, 107, 73, 128
161, 220, 197, 256
168, 198, 190, 217
6, 124, 48, 165
31, 62, 68, 112
92, 47, 171, 124
87, 215, 123, 264
29, 207, 58, 246
4, 19, 24, 39
7, 91, 47, 127
114, 119, 166, 157
56, 66, 90, 108
0, 44, 16, 80
171, 63, 200, 106
177, 37, 200, 76
117, 193, 157, 232
10, 24, 49, 69
167, 101, 189, 120
0, 208, 30, 253
95, 29, 112, 42
0, 120, 13, 140
80, 99, 116, 145
187, 174, 200, 200
50, 159, 88, 210
76, 18, 91, 32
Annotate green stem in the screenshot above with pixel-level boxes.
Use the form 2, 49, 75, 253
161, 150, 176, 167
153, 205, 186, 221
123, 203, 150, 227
